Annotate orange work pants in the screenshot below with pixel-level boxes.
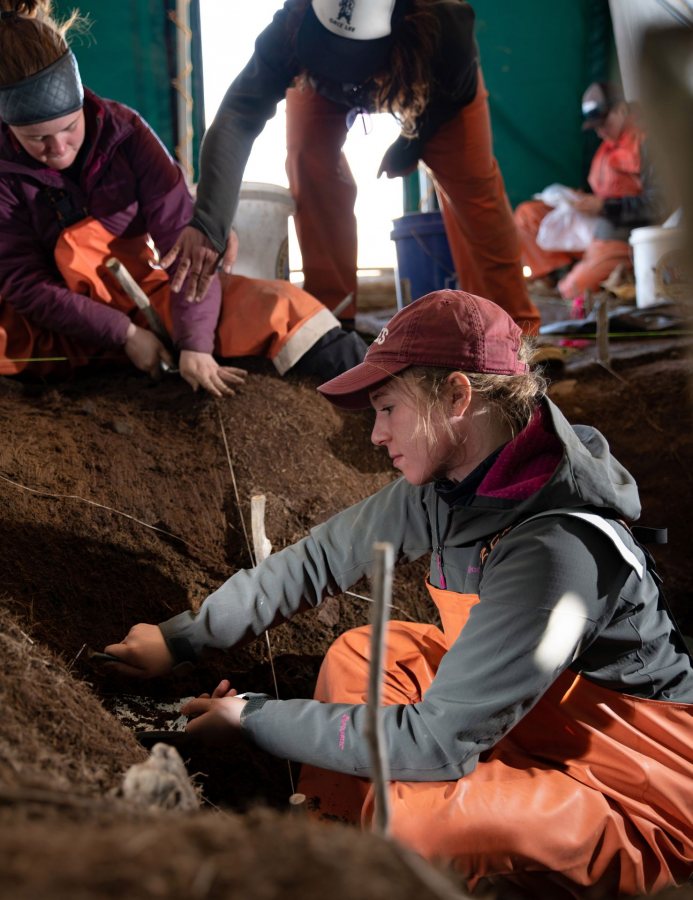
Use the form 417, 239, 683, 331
422, 72, 540, 334
286, 86, 358, 321
557, 239, 633, 301
286, 75, 540, 334
298, 583, 693, 897
0, 217, 172, 377
513, 200, 634, 301
514, 199, 582, 280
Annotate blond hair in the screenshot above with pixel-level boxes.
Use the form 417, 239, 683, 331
395, 340, 547, 452
0, 0, 83, 86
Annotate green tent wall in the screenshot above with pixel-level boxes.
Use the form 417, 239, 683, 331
55, 0, 205, 175
473, 0, 614, 207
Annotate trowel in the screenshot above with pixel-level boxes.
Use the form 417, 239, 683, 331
105, 256, 178, 372
87, 648, 193, 748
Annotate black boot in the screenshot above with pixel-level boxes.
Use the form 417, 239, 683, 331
290, 327, 367, 380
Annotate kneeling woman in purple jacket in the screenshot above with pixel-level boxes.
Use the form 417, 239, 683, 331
0, 0, 364, 393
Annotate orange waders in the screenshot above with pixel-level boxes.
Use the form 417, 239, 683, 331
298, 583, 693, 896
422, 72, 540, 335
215, 274, 340, 375
514, 124, 645, 302
0, 217, 172, 377
514, 200, 582, 281
513, 200, 633, 301
0, 218, 338, 377
286, 85, 358, 321
285, 74, 540, 335
556, 239, 633, 301
555, 128, 644, 304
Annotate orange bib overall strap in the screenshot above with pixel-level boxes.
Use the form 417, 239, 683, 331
54, 217, 173, 332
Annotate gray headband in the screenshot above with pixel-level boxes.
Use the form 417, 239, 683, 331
0, 50, 83, 126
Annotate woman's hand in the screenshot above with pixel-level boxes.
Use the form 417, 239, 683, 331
571, 193, 604, 215
161, 225, 221, 303
182, 679, 247, 742
124, 323, 173, 377
179, 350, 247, 397
103, 623, 175, 678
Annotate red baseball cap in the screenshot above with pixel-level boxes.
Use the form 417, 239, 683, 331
318, 290, 528, 410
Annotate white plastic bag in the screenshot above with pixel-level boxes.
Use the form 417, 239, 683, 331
532, 183, 598, 252
533, 183, 581, 208
536, 203, 598, 252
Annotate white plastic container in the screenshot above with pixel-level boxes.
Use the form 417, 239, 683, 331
233, 182, 295, 281
629, 225, 686, 307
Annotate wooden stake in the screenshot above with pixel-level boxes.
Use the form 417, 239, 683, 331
366, 541, 394, 837
288, 792, 306, 816
595, 292, 611, 368
249, 493, 295, 797
250, 494, 272, 564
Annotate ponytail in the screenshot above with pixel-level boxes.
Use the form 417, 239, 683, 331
0, 0, 82, 87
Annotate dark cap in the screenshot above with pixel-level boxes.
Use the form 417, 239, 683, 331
296, 0, 398, 84
581, 82, 623, 131
317, 290, 528, 410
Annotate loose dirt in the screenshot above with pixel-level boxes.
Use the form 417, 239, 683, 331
1, 344, 692, 898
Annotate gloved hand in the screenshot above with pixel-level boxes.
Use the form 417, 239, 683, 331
377, 135, 422, 179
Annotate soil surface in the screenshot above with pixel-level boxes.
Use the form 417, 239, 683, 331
1, 343, 692, 898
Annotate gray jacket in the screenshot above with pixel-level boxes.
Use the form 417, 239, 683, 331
160, 398, 693, 780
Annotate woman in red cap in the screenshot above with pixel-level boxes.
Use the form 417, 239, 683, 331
164, 0, 540, 335
0, 0, 365, 388
108, 288, 692, 897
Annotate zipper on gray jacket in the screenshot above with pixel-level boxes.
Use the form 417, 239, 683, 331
434, 496, 450, 590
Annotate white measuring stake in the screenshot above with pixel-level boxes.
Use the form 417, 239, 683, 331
250, 494, 272, 564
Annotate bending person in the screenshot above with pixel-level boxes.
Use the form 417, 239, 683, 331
0, 0, 365, 389
106, 289, 692, 897
165, 0, 540, 334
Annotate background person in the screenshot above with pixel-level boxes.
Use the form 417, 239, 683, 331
164, 0, 541, 335
514, 82, 666, 302
105, 290, 692, 897
0, 0, 365, 390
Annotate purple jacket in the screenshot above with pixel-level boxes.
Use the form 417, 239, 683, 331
0, 90, 220, 352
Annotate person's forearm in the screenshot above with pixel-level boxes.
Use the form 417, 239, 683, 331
5, 278, 131, 348
170, 276, 222, 353
191, 4, 298, 250
191, 117, 258, 252
158, 478, 432, 661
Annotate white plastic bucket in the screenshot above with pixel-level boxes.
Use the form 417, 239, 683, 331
233, 182, 295, 281
629, 225, 686, 308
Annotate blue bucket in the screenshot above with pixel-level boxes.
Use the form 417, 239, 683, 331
390, 211, 457, 306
